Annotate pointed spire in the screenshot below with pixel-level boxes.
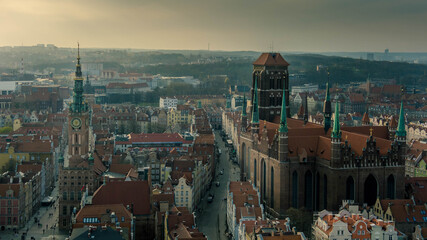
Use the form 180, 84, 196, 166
331, 102, 341, 139
396, 100, 406, 137
251, 78, 259, 124
242, 95, 247, 117
76, 42, 82, 79
323, 74, 332, 133
279, 83, 288, 133
325, 72, 330, 102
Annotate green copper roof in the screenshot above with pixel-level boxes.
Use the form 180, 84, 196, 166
251, 79, 259, 124
331, 102, 341, 139
242, 95, 247, 117
197, 100, 202, 109
279, 83, 288, 133
70, 43, 88, 114
396, 100, 406, 137
226, 97, 231, 109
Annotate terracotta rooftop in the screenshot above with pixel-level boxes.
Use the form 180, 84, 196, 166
253, 53, 290, 67
92, 181, 150, 215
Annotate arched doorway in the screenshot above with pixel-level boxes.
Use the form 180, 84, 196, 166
323, 174, 328, 209
305, 170, 313, 210
346, 176, 355, 200
292, 171, 298, 208
364, 174, 378, 205
387, 174, 395, 199
254, 159, 257, 187
271, 167, 274, 208
262, 159, 266, 200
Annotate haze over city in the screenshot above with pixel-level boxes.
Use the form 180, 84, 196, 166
1, 0, 427, 52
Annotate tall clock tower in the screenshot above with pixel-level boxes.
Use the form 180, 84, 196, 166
68, 44, 90, 157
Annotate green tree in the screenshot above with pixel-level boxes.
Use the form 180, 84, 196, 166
0, 126, 13, 134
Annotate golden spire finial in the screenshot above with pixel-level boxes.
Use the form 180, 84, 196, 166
370, 127, 373, 136
345, 135, 348, 140
78, 42, 80, 59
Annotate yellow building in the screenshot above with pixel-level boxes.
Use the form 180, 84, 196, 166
167, 105, 194, 128
13, 118, 22, 131
0, 146, 30, 171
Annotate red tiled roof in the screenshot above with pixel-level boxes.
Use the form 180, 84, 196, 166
75, 204, 132, 223
92, 181, 151, 215
17, 164, 42, 174
128, 133, 185, 143
382, 84, 402, 95
253, 53, 290, 67
109, 164, 134, 175
348, 93, 365, 103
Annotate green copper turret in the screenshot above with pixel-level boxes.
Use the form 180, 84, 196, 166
251, 78, 259, 124
279, 82, 288, 133
331, 101, 341, 139
70, 43, 88, 114
323, 77, 332, 134
396, 100, 406, 137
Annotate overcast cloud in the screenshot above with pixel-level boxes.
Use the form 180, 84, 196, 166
0, 0, 426, 52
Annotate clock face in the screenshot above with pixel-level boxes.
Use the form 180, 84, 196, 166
71, 118, 82, 128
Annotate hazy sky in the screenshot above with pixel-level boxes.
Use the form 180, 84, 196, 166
1, 0, 426, 52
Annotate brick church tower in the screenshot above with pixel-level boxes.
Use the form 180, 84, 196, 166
251, 53, 290, 122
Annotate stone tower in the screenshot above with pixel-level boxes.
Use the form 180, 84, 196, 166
251, 53, 290, 122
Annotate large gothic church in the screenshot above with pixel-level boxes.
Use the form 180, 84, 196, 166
239, 53, 406, 216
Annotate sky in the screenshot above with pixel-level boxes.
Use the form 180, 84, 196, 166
0, 0, 426, 52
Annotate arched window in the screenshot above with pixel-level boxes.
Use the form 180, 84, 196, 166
387, 174, 395, 199
262, 159, 266, 199
323, 175, 328, 209
364, 174, 378, 206
271, 167, 274, 208
254, 159, 257, 187
346, 176, 355, 200
292, 171, 298, 208
247, 149, 251, 179
305, 171, 313, 210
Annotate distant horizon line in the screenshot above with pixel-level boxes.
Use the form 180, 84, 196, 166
1, 44, 427, 54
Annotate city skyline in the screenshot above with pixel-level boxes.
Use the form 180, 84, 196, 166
1, 0, 427, 52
